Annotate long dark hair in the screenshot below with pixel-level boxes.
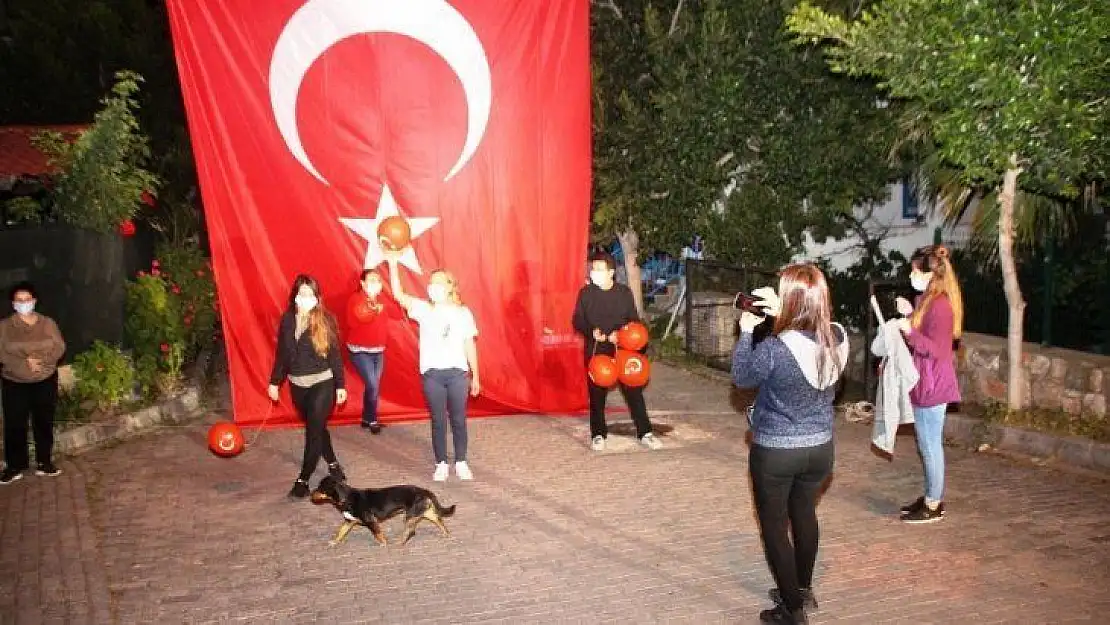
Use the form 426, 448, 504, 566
287, 274, 334, 357
772, 263, 841, 387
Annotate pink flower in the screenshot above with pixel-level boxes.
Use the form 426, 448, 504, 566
151, 260, 160, 269
160, 343, 170, 353
151, 268, 161, 277
171, 284, 181, 294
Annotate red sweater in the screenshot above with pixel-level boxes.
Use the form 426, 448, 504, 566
344, 291, 391, 349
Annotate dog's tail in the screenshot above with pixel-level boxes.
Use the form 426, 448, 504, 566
431, 494, 456, 517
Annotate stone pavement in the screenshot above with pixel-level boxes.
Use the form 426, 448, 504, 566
2, 363, 1109, 624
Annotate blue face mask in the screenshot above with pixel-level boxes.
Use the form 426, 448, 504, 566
13, 301, 35, 316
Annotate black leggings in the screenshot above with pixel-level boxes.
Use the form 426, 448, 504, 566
2, 374, 58, 470
290, 380, 338, 481
749, 441, 834, 611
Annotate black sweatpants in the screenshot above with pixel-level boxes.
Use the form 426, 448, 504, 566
2, 374, 58, 471
290, 379, 338, 481
749, 441, 834, 611
587, 375, 653, 439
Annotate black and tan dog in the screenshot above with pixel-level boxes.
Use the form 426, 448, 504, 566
310, 474, 456, 547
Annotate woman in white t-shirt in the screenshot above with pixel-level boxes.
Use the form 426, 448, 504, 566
386, 256, 480, 482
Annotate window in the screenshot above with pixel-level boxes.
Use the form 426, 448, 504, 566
902, 177, 920, 219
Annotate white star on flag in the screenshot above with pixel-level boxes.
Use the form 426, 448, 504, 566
339, 184, 439, 274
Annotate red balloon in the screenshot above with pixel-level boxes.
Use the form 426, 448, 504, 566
616, 321, 650, 351
207, 421, 244, 457
588, 354, 619, 388
377, 216, 412, 251
615, 349, 651, 387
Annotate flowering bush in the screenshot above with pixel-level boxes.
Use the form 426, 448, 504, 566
72, 341, 135, 410
124, 243, 219, 400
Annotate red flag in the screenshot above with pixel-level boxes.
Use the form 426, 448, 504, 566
165, 0, 591, 426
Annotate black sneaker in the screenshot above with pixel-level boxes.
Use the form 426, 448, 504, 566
288, 479, 310, 498
759, 604, 808, 624
769, 587, 818, 612
902, 502, 945, 524
361, 421, 382, 435
900, 497, 945, 518
35, 463, 62, 477
0, 468, 23, 485
328, 463, 347, 481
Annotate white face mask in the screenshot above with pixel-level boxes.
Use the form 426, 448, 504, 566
364, 283, 382, 297
427, 284, 448, 304
589, 271, 612, 287
13, 301, 35, 316
294, 295, 318, 311
910, 273, 932, 292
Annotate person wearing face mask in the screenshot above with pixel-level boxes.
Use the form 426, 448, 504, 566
893, 245, 964, 523
572, 252, 662, 452
0, 282, 67, 484
385, 256, 480, 482
345, 270, 394, 434
268, 274, 348, 498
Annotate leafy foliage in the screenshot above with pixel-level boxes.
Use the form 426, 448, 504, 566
592, 0, 900, 267
2, 196, 44, 226
155, 243, 220, 360
34, 71, 160, 233
788, 0, 1110, 197
72, 341, 135, 410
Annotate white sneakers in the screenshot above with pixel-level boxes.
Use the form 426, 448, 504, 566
433, 461, 474, 481
590, 433, 663, 451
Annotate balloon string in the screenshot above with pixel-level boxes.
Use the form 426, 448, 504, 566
246, 402, 275, 448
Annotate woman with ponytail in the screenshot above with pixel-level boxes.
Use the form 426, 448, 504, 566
895, 245, 964, 523
268, 275, 348, 499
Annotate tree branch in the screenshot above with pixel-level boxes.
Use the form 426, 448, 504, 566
668, 0, 686, 37
591, 0, 623, 20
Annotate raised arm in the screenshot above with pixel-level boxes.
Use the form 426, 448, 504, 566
385, 256, 414, 311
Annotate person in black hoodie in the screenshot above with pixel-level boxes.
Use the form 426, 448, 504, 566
268, 274, 348, 499
571, 252, 661, 452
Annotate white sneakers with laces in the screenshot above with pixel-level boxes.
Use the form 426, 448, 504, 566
433, 462, 449, 482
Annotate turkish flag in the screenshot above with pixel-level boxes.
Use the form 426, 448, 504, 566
165, 0, 591, 426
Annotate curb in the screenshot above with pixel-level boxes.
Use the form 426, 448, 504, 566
53, 386, 206, 458
945, 413, 1110, 475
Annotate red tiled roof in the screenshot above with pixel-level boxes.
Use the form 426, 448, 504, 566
0, 125, 89, 177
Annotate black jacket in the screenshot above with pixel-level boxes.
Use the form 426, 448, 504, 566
269, 310, 345, 388
571, 283, 641, 361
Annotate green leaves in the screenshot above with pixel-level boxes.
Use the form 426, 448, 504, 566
592, 0, 898, 265
34, 71, 160, 234
788, 0, 1110, 196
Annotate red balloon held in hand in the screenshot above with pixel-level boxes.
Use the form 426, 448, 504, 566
377, 216, 412, 251
588, 354, 619, 388
207, 421, 244, 457
616, 321, 649, 351
615, 349, 651, 387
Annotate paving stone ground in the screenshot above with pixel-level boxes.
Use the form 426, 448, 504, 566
2, 363, 1109, 624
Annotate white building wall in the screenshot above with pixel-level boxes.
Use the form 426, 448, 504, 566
795, 181, 973, 272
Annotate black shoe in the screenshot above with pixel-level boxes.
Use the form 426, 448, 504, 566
900, 497, 945, 518
361, 421, 382, 434
900, 496, 925, 515
288, 479, 309, 498
0, 468, 23, 485
902, 502, 945, 524
769, 588, 818, 611
328, 463, 347, 481
35, 463, 62, 477
759, 604, 808, 624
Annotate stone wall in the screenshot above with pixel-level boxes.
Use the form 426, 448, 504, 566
959, 332, 1109, 417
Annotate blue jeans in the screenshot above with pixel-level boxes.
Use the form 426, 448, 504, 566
349, 351, 384, 425
913, 403, 947, 502
422, 368, 469, 464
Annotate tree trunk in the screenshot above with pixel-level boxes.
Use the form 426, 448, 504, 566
618, 227, 645, 318
998, 156, 1025, 410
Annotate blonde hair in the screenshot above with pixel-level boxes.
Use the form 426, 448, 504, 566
430, 269, 463, 305
910, 245, 964, 339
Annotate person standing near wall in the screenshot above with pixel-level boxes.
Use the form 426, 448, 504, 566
0, 281, 66, 484
895, 244, 964, 523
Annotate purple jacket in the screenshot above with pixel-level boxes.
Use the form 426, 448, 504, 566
906, 294, 961, 407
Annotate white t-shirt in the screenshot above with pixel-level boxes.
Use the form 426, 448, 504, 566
407, 299, 478, 374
